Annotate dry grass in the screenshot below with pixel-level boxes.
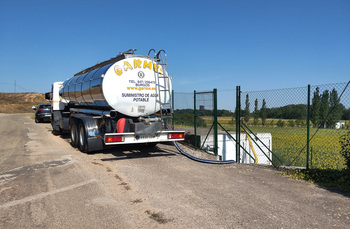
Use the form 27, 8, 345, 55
0, 93, 47, 113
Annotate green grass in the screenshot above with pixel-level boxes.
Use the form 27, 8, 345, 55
281, 168, 350, 193
183, 116, 349, 170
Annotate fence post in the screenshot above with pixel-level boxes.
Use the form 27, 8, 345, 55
236, 86, 241, 163
194, 90, 197, 150
213, 88, 218, 156
306, 84, 311, 169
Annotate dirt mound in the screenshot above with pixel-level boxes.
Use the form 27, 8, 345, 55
0, 93, 47, 113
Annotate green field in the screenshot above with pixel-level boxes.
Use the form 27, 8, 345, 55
185, 116, 349, 169
244, 126, 347, 169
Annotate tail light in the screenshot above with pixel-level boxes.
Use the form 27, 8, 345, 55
105, 136, 124, 143
168, 133, 184, 139
38, 108, 43, 111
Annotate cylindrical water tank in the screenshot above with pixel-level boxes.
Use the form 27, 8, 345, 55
60, 55, 171, 117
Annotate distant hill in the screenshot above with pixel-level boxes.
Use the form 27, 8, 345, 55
0, 93, 47, 113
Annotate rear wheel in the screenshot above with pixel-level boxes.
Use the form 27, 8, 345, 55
78, 124, 88, 153
70, 122, 79, 147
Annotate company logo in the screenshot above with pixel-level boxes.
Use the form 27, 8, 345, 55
138, 71, 145, 78
114, 59, 162, 76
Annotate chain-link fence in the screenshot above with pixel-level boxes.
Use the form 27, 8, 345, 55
308, 83, 350, 169
173, 81, 350, 169
240, 86, 309, 168
173, 90, 216, 151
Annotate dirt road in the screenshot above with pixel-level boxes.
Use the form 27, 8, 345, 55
0, 113, 349, 228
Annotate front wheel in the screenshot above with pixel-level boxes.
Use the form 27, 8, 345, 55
78, 124, 88, 153
51, 121, 62, 135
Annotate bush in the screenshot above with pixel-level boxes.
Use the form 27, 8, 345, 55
288, 120, 295, 127
339, 132, 350, 169
277, 120, 285, 127
295, 119, 305, 127
282, 168, 350, 193
174, 113, 206, 128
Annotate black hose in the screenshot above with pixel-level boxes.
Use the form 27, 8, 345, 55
173, 141, 236, 164
165, 123, 235, 164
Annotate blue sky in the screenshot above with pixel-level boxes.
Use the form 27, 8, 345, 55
0, 0, 349, 95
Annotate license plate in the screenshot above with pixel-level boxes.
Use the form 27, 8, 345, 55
137, 135, 156, 140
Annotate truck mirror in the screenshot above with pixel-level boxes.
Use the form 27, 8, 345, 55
45, 92, 52, 101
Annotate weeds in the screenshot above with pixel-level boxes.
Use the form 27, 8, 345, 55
281, 168, 350, 193
145, 210, 172, 224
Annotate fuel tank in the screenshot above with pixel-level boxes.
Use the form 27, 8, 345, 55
60, 51, 171, 117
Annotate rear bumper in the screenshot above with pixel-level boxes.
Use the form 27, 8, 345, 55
104, 131, 185, 145
37, 114, 51, 121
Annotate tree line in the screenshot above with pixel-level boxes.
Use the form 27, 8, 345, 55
310, 87, 345, 128
243, 88, 350, 128
174, 108, 234, 117
173, 88, 349, 129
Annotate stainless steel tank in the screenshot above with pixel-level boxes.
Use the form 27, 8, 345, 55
60, 52, 171, 117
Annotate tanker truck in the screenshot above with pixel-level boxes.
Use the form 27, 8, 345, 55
45, 49, 184, 153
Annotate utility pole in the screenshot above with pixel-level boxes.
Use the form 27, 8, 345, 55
14, 80, 16, 93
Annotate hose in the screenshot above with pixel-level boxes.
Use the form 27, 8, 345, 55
173, 141, 236, 164
245, 132, 258, 164
165, 123, 235, 164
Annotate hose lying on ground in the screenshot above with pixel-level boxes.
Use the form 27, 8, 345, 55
173, 141, 236, 164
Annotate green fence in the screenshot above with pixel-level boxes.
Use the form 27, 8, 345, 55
173, 81, 350, 169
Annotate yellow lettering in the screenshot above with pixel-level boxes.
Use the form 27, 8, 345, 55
153, 63, 158, 73
143, 61, 152, 69
124, 61, 133, 71
114, 65, 122, 76
134, 59, 141, 68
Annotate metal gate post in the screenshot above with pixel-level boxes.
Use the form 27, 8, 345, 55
213, 88, 218, 156
194, 90, 197, 150
236, 86, 241, 163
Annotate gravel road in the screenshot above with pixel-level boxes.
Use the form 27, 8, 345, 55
0, 113, 349, 228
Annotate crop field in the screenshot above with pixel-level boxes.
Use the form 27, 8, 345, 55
246, 126, 347, 169
197, 116, 348, 169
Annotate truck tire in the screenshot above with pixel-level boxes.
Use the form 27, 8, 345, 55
78, 123, 88, 153
70, 122, 79, 147
52, 128, 62, 135
51, 121, 62, 135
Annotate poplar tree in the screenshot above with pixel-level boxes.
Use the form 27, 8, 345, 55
310, 87, 320, 127
260, 99, 267, 126
244, 94, 250, 123
253, 99, 259, 125
319, 90, 329, 128
327, 88, 342, 128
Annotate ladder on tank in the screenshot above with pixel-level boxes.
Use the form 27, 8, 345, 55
149, 49, 173, 130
